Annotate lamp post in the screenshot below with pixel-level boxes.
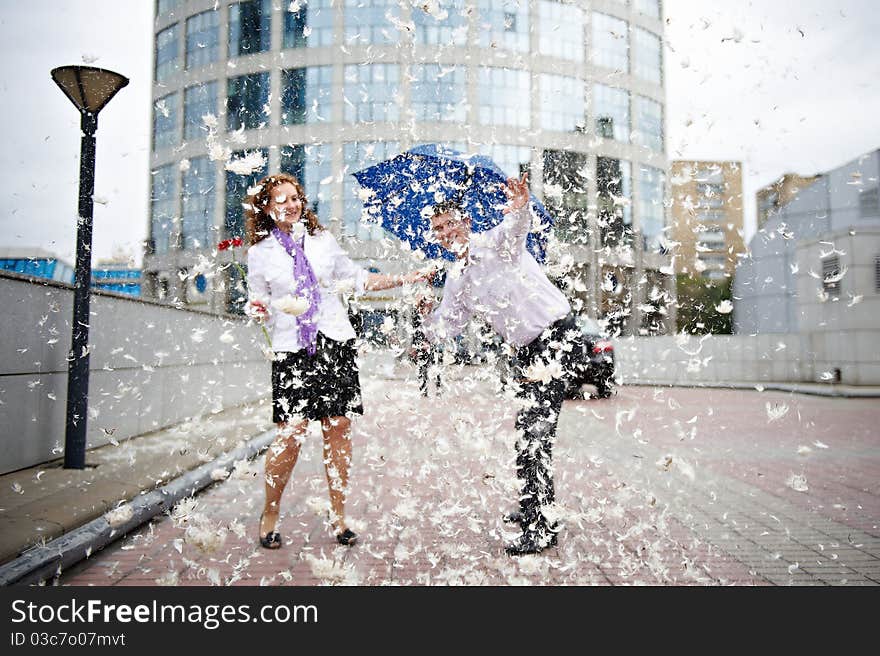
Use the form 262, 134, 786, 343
51, 66, 129, 470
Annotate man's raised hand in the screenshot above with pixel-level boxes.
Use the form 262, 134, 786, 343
502, 172, 530, 214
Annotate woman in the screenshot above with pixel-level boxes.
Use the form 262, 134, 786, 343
245, 173, 425, 548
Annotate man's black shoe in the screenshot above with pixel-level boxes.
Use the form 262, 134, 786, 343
502, 510, 523, 524
505, 530, 558, 556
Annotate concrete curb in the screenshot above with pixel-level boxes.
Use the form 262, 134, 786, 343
620, 380, 880, 398
0, 430, 276, 587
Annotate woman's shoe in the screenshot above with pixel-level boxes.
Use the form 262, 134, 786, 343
259, 514, 282, 549
336, 528, 358, 546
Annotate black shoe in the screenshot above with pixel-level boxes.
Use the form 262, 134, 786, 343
505, 529, 558, 556
259, 513, 282, 549
336, 528, 358, 546
503, 510, 523, 524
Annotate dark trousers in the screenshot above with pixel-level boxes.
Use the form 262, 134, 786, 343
417, 348, 441, 396
513, 313, 579, 541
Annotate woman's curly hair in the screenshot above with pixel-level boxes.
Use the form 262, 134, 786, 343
244, 173, 324, 245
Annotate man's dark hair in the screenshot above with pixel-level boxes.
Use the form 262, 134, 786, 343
431, 199, 464, 218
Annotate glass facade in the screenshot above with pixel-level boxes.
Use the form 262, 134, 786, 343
181, 156, 216, 251
344, 0, 400, 45
343, 141, 399, 240
152, 92, 178, 150
155, 24, 179, 82
635, 0, 661, 19
593, 84, 630, 143
150, 165, 178, 255
411, 64, 467, 123
184, 82, 217, 141
480, 144, 531, 177
157, 0, 181, 16
638, 165, 665, 250
543, 149, 589, 244
477, 0, 529, 52
186, 9, 220, 70
592, 12, 629, 73
538, 0, 584, 62
280, 143, 333, 225
224, 149, 268, 238
229, 0, 271, 58
344, 64, 400, 123
634, 94, 663, 152
227, 72, 270, 131
284, 0, 334, 48
413, 3, 468, 46
634, 27, 662, 84
478, 67, 530, 127
540, 74, 585, 132
597, 156, 633, 248
281, 66, 333, 125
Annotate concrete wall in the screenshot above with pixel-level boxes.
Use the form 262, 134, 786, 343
615, 330, 880, 386
0, 271, 270, 475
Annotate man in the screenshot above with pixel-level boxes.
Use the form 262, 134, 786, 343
419, 174, 581, 555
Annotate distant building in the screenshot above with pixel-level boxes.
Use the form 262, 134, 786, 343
669, 160, 745, 280
735, 148, 880, 338
756, 173, 820, 230
91, 260, 142, 297
0, 248, 74, 284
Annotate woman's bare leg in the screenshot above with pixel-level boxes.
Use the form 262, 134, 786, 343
321, 415, 353, 534
261, 419, 308, 537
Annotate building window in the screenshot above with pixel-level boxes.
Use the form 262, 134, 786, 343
597, 157, 633, 248
860, 187, 879, 218
540, 74, 585, 133
697, 182, 725, 208
480, 144, 531, 178
281, 66, 333, 125
152, 92, 178, 150
633, 27, 662, 84
593, 84, 630, 143
478, 67, 530, 128
538, 0, 584, 61
224, 149, 268, 239
186, 9, 220, 70
635, 0, 661, 19
875, 256, 880, 293
182, 156, 216, 251
696, 209, 725, 223
634, 95, 663, 152
413, 3, 468, 46
411, 64, 466, 123
543, 149, 589, 244
697, 228, 725, 250
155, 24, 179, 82
638, 165, 666, 251
592, 12, 629, 73
344, 141, 400, 240
280, 143, 333, 226
344, 64, 400, 123
477, 0, 529, 52
285, 0, 334, 48
227, 72, 270, 131
150, 165, 178, 255
229, 0, 271, 58
157, 0, 181, 16
344, 0, 400, 45
184, 82, 218, 141
822, 255, 841, 298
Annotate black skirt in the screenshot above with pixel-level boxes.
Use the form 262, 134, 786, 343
271, 333, 364, 423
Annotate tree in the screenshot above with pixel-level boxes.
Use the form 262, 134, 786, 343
675, 274, 733, 334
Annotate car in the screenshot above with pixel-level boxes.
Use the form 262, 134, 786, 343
565, 315, 616, 399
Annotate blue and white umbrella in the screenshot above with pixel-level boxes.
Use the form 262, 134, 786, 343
352, 144, 555, 263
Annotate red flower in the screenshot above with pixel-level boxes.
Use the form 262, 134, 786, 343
217, 239, 232, 251
232, 236, 243, 248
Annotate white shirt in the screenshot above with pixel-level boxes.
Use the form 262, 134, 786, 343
423, 205, 570, 347
247, 230, 369, 352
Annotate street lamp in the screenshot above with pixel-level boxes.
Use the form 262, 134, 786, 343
51, 66, 129, 469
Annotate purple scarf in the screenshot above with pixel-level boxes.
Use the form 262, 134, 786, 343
272, 227, 321, 355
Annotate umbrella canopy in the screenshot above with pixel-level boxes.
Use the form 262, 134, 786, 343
352, 144, 555, 262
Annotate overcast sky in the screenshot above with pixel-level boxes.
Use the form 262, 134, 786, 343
1, 0, 879, 267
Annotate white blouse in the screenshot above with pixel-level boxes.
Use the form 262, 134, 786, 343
246, 230, 369, 352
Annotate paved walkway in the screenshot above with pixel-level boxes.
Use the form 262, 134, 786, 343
20, 352, 875, 587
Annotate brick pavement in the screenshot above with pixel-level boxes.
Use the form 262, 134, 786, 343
59, 363, 879, 586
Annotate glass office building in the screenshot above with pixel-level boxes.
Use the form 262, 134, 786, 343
145, 0, 672, 335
